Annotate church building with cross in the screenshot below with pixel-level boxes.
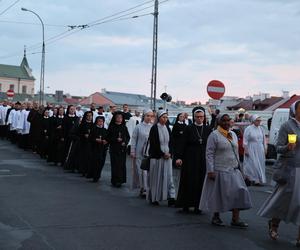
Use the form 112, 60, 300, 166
0, 48, 35, 95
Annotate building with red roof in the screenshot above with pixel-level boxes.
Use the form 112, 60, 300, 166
278, 94, 300, 109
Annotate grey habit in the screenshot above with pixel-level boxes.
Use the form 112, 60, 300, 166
258, 118, 300, 225
131, 121, 152, 191
199, 129, 253, 213
148, 123, 176, 202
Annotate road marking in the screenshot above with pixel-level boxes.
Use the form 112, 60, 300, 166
0, 174, 26, 177
0, 169, 11, 172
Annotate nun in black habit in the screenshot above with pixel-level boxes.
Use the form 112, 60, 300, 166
38, 109, 51, 159
175, 106, 212, 213
107, 111, 130, 187
51, 107, 65, 166
171, 113, 187, 167
88, 116, 109, 182
63, 105, 80, 170
78, 111, 94, 176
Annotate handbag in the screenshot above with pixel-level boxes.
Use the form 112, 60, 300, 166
140, 138, 150, 171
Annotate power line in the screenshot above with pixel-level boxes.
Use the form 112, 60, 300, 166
0, 0, 20, 16
0, 19, 68, 27
86, 0, 154, 26
0, 0, 171, 59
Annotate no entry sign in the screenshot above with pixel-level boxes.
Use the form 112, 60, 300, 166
207, 80, 225, 100
6, 89, 15, 98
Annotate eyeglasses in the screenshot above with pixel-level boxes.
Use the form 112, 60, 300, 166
195, 116, 205, 118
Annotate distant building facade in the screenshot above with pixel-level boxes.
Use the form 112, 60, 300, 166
0, 51, 35, 95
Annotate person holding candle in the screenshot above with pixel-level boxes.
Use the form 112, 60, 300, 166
107, 111, 130, 187
243, 115, 267, 186
89, 116, 109, 183
258, 100, 300, 246
78, 111, 94, 176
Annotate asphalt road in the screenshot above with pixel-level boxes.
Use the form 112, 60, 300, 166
0, 139, 298, 250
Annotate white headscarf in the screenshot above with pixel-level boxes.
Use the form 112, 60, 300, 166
250, 114, 261, 123
143, 109, 153, 116
157, 110, 167, 119
290, 101, 300, 118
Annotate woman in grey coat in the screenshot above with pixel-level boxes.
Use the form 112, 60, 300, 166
130, 109, 153, 197
258, 101, 300, 246
199, 114, 252, 228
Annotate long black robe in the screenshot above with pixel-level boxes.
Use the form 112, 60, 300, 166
62, 115, 79, 167
107, 123, 130, 185
47, 116, 57, 163
27, 109, 42, 152
48, 116, 65, 164
171, 122, 187, 167
175, 124, 211, 209
88, 126, 109, 181
39, 117, 51, 158
63, 121, 80, 171
78, 121, 93, 175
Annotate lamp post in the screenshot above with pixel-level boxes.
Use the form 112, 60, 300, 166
21, 7, 45, 106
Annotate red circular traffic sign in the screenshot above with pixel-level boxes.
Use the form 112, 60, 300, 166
6, 89, 15, 98
207, 80, 225, 100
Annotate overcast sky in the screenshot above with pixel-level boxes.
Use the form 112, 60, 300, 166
1, 0, 300, 103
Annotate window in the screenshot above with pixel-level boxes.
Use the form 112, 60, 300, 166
9, 84, 14, 91
22, 85, 27, 94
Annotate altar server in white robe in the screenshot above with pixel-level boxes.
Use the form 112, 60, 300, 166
0, 101, 10, 138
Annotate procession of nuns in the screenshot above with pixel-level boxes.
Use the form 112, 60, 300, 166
1, 99, 300, 247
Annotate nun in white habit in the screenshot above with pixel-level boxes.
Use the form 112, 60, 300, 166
147, 110, 176, 206
130, 109, 153, 197
243, 115, 267, 185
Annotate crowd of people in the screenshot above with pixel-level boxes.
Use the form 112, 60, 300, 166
1, 99, 300, 246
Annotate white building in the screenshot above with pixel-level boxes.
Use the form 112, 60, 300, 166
0, 51, 35, 95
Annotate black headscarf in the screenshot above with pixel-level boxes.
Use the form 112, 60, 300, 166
192, 106, 206, 124
94, 115, 105, 125
108, 111, 125, 130
175, 113, 183, 124
81, 111, 93, 125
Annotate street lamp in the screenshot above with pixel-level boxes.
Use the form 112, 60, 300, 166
21, 7, 45, 106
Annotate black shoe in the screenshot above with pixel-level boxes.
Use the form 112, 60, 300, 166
194, 208, 202, 215
177, 207, 190, 214
231, 220, 248, 229
168, 198, 176, 207
151, 201, 159, 206
212, 216, 225, 227
92, 179, 98, 183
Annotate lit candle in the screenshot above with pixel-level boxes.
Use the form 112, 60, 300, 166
288, 134, 297, 144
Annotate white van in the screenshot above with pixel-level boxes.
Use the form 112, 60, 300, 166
267, 108, 290, 159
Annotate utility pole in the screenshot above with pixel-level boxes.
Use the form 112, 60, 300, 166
150, 0, 159, 110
